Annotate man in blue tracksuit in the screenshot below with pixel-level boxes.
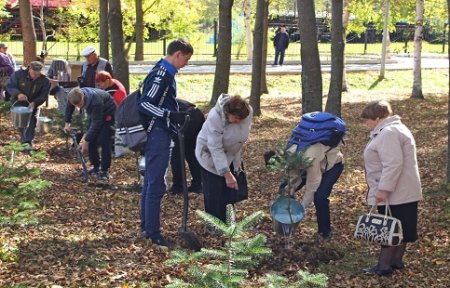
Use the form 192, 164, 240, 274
137, 39, 194, 247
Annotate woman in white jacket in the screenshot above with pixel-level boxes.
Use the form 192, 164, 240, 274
195, 94, 252, 222
361, 100, 422, 276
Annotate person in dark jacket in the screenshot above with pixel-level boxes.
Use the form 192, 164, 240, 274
168, 98, 205, 195
273, 26, 290, 66
137, 39, 193, 248
6, 61, 51, 150
78, 46, 113, 89
63, 87, 116, 181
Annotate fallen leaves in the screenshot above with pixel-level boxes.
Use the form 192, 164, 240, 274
0, 94, 449, 287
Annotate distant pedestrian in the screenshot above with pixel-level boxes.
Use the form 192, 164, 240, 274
273, 26, 290, 66
78, 46, 113, 88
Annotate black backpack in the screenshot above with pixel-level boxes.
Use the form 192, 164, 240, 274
115, 89, 148, 152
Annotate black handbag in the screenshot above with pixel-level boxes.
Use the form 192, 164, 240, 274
226, 163, 248, 204
354, 203, 403, 246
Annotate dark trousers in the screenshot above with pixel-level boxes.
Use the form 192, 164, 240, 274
314, 162, 344, 236
274, 49, 286, 65
141, 127, 172, 238
170, 108, 204, 191
87, 120, 114, 172
200, 166, 228, 223
19, 107, 38, 144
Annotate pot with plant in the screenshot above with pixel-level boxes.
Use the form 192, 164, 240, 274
266, 146, 313, 237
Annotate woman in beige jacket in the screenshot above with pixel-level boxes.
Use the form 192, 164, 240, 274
361, 100, 422, 276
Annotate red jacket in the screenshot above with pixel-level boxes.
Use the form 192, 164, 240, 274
105, 79, 126, 106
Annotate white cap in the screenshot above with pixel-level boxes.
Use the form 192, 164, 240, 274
81, 46, 95, 57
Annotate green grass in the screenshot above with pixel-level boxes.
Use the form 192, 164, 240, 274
2, 39, 447, 62
130, 69, 448, 104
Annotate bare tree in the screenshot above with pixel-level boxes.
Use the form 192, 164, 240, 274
260, 0, 269, 94
342, 0, 350, 92
100, 0, 109, 59
250, 0, 266, 116
109, 0, 130, 93
380, 0, 389, 79
297, 0, 322, 113
447, 0, 450, 184
325, 0, 344, 117
210, 0, 234, 105
135, 0, 144, 61
19, 0, 37, 65
243, 0, 252, 61
411, 0, 424, 99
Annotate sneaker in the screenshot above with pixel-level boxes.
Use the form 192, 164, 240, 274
97, 171, 110, 181
391, 262, 405, 270
81, 167, 99, 177
150, 235, 173, 248
22, 143, 36, 152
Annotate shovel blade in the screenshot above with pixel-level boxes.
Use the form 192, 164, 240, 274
180, 229, 202, 251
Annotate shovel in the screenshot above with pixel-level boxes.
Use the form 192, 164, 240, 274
177, 114, 202, 251
68, 130, 88, 183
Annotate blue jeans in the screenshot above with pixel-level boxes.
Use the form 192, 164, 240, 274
314, 162, 344, 236
274, 49, 286, 65
140, 127, 172, 238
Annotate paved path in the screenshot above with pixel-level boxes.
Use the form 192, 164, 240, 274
128, 55, 448, 75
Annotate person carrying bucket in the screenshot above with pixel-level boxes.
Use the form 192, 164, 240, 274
6, 61, 51, 151
266, 112, 346, 241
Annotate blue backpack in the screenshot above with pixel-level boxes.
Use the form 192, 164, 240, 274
287, 111, 346, 152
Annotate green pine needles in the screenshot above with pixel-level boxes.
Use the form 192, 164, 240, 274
165, 204, 271, 288
0, 141, 50, 224
266, 145, 313, 193
165, 205, 328, 287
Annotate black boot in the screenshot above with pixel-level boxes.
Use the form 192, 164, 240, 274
363, 246, 394, 276
391, 243, 407, 269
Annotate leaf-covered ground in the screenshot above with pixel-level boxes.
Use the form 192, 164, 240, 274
1, 93, 449, 287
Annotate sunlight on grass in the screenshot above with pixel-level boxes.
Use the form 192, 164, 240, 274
128, 69, 448, 105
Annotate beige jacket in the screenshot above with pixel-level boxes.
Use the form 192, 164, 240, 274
288, 143, 344, 208
195, 94, 253, 176
364, 115, 422, 206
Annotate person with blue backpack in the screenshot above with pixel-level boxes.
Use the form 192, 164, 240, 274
266, 111, 346, 240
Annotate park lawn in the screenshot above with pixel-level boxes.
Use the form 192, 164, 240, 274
2, 39, 447, 62
0, 71, 449, 287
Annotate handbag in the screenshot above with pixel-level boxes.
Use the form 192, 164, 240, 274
354, 203, 403, 246
226, 163, 248, 204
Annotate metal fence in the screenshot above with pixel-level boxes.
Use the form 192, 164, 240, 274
2, 31, 446, 63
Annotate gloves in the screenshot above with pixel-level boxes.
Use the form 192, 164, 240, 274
169, 111, 189, 125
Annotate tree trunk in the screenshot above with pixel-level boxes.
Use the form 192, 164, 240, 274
325, 0, 344, 117
135, 0, 144, 61
19, 0, 36, 66
297, 0, 322, 113
411, 0, 424, 99
108, 0, 130, 93
380, 0, 389, 79
210, 0, 234, 105
342, 0, 350, 92
447, 0, 450, 184
250, 0, 265, 116
243, 0, 252, 61
260, 0, 269, 94
100, 0, 109, 60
